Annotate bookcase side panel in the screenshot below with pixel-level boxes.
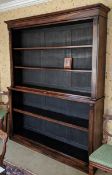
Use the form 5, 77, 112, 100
93, 98, 104, 151
96, 16, 108, 99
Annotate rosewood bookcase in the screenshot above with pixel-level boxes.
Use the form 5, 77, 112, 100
6, 3, 110, 172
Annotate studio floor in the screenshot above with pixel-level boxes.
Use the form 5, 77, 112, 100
3, 140, 112, 175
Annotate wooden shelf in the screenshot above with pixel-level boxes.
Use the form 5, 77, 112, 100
13, 105, 88, 132
14, 66, 92, 73
12, 133, 88, 172
10, 86, 94, 104
12, 129, 88, 162
13, 45, 93, 50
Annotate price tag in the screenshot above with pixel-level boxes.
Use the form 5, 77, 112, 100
64, 57, 72, 69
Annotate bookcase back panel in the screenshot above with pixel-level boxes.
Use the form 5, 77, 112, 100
71, 48, 92, 70
14, 69, 91, 95
13, 50, 42, 67
13, 113, 88, 150
13, 29, 44, 48
71, 22, 93, 45
12, 20, 93, 48
12, 91, 90, 120
14, 47, 92, 70
14, 50, 66, 68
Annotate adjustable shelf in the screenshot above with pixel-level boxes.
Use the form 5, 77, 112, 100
13, 45, 93, 50
14, 66, 92, 72
13, 111, 88, 150
13, 105, 88, 132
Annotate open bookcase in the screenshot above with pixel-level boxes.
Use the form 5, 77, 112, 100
6, 4, 110, 172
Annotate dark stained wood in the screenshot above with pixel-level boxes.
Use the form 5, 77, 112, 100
7, 88, 13, 137
6, 3, 110, 172
13, 45, 92, 50
12, 134, 88, 173
13, 107, 88, 132
9, 30, 14, 87
9, 86, 95, 104
5, 4, 110, 29
89, 161, 112, 175
88, 103, 94, 154
89, 164, 94, 175
96, 16, 108, 99
91, 16, 108, 99
14, 66, 92, 72
88, 98, 104, 154
92, 98, 104, 151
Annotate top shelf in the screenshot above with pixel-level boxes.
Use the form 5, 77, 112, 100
13, 45, 93, 50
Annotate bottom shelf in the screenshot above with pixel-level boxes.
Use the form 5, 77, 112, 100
12, 128, 88, 172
